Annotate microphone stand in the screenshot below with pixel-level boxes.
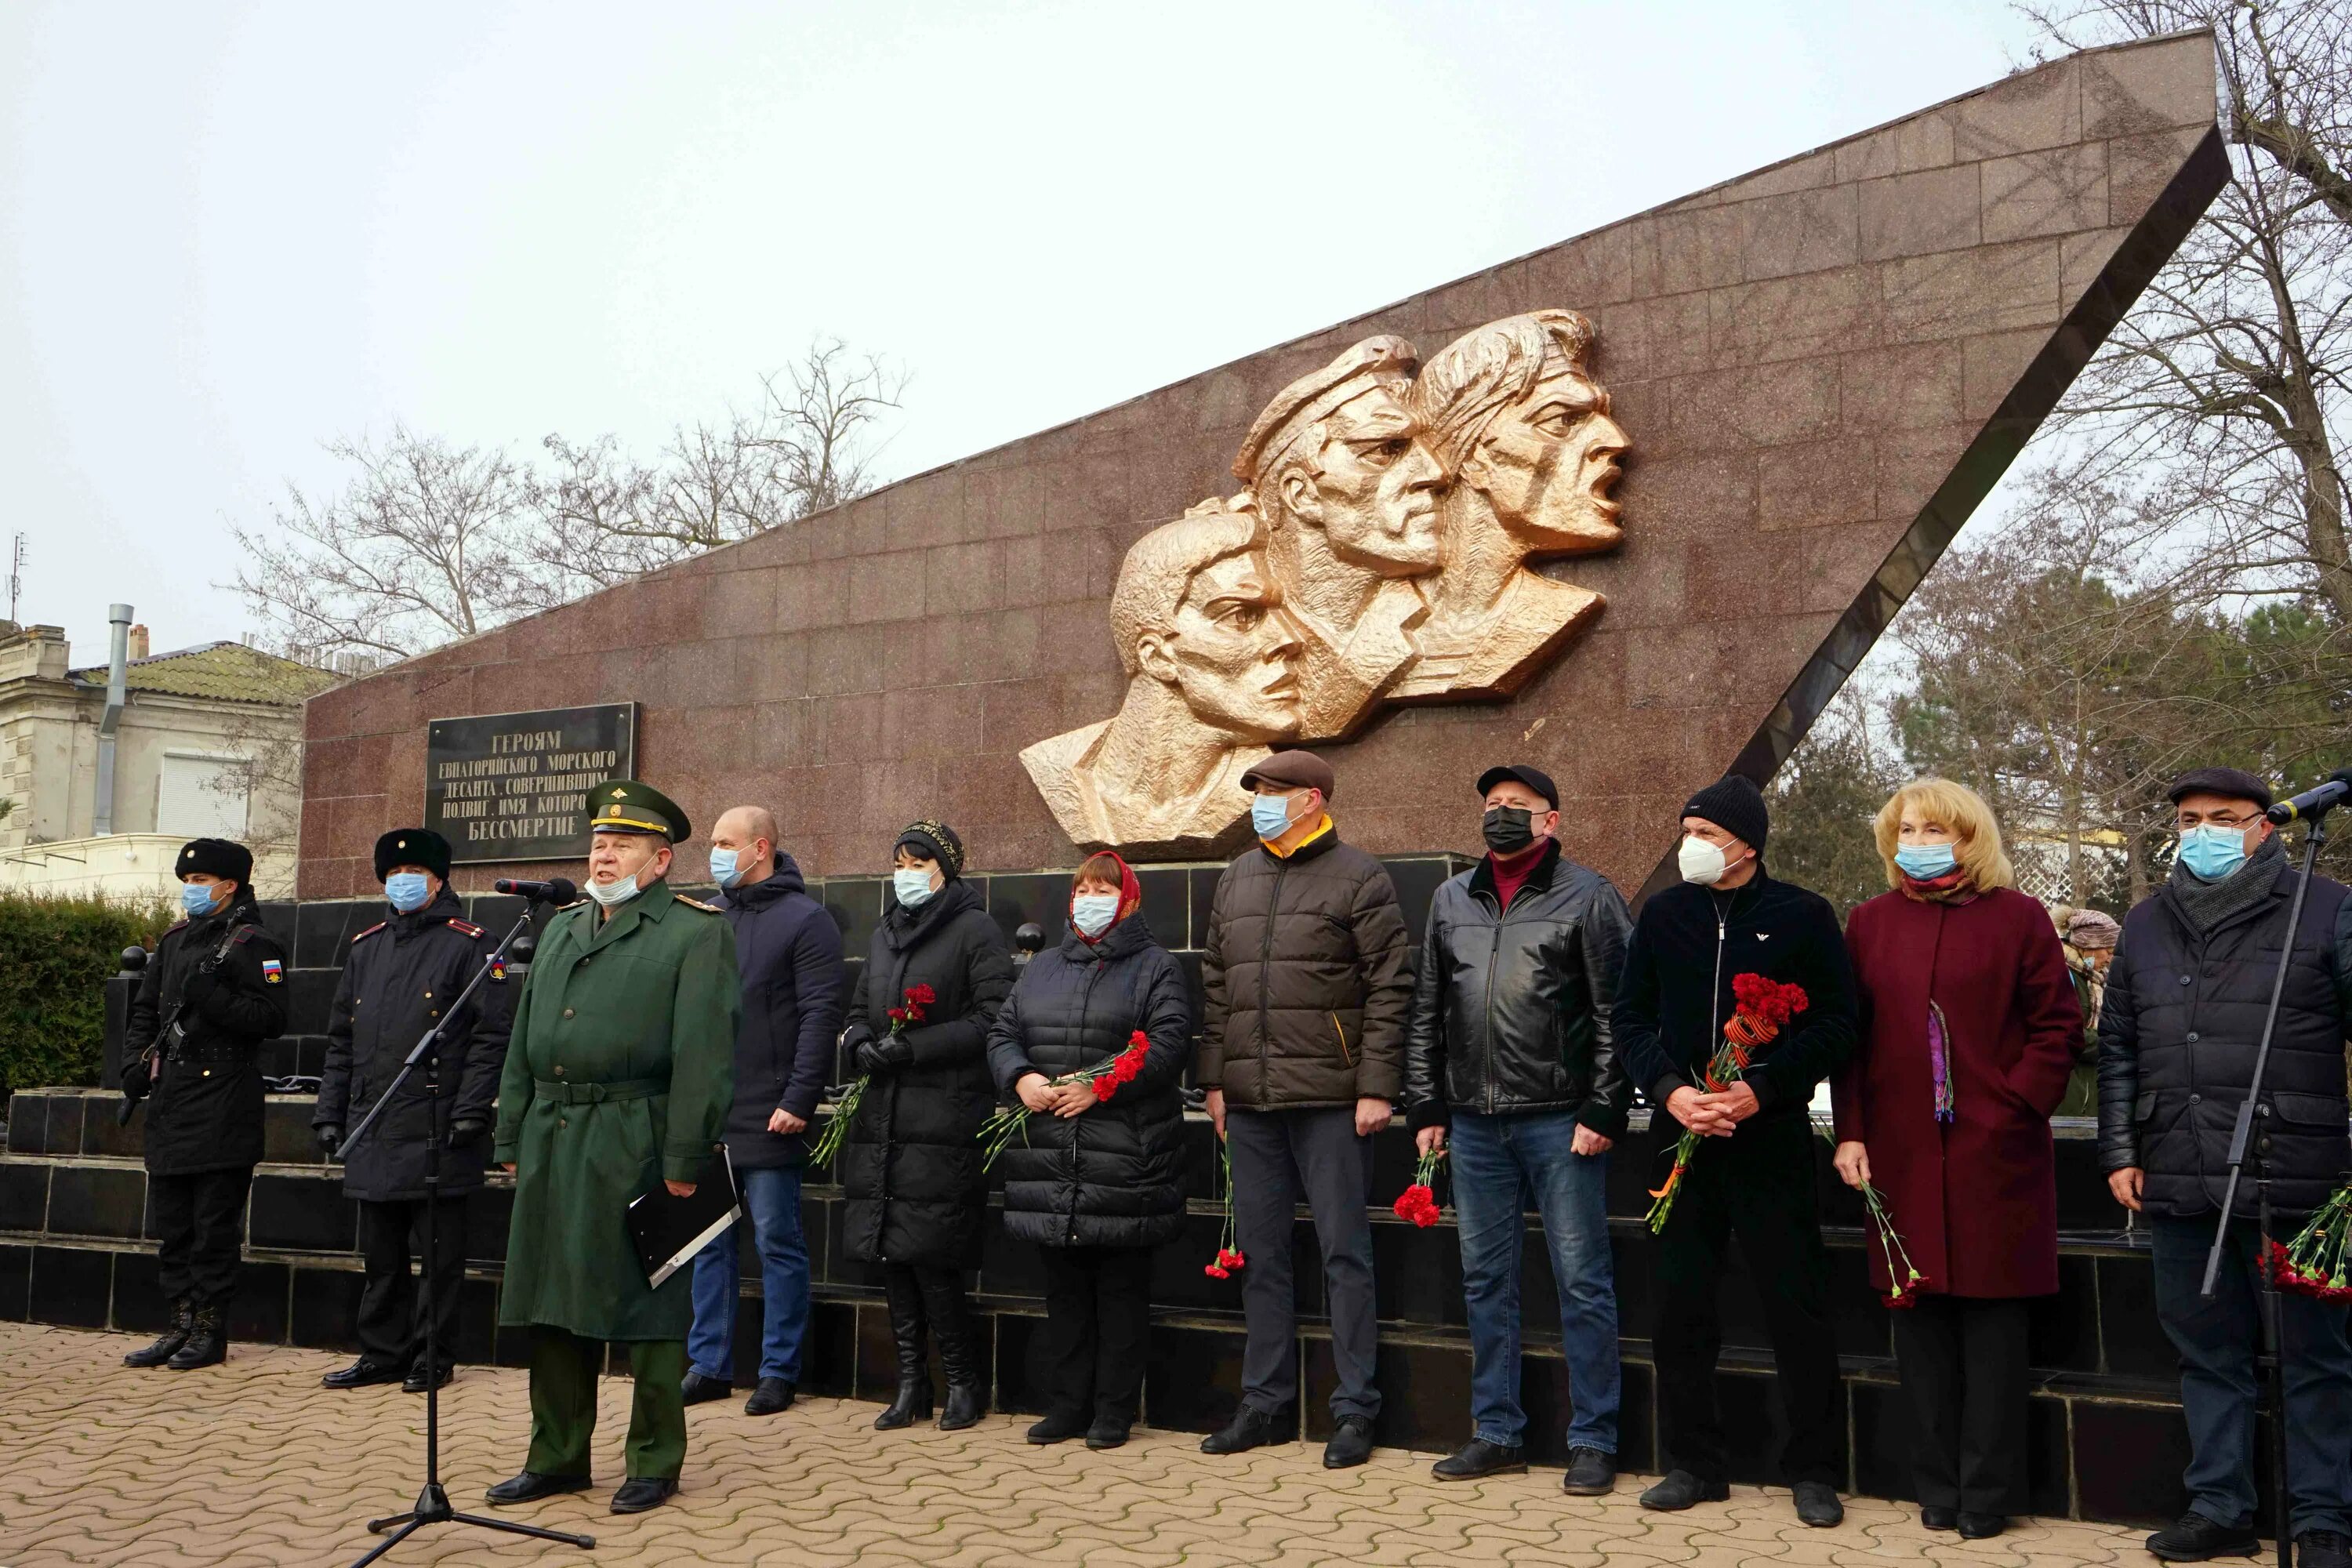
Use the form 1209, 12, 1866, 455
336, 896, 594, 1565
2198, 802, 2332, 1568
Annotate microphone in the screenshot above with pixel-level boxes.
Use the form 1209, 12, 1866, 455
493, 877, 579, 904
2266, 769, 2352, 825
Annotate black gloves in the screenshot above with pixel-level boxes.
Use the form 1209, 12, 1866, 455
116, 1058, 153, 1127
317, 1124, 343, 1156
448, 1117, 488, 1149
854, 1034, 915, 1076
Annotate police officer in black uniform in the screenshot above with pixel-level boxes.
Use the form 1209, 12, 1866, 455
120, 837, 291, 1370
314, 828, 513, 1393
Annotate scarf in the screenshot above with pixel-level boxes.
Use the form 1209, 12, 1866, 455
2169, 830, 2287, 933
1900, 868, 1977, 906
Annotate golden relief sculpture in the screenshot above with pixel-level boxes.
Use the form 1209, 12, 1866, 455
1022, 309, 1627, 855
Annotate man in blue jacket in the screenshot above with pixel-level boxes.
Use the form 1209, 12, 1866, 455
680, 806, 846, 1417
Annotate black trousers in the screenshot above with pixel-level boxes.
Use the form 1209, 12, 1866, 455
151, 1167, 253, 1308
1038, 1245, 1152, 1425
356, 1197, 469, 1367
1892, 1296, 2031, 1514
1651, 1112, 1843, 1487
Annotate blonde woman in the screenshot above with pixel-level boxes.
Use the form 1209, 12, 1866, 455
1832, 779, 2081, 1541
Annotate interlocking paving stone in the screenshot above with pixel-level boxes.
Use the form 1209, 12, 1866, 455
0, 1322, 2154, 1567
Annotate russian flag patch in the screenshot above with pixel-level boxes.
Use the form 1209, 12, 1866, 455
260, 959, 284, 985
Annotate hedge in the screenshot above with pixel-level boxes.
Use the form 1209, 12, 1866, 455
0, 891, 175, 1099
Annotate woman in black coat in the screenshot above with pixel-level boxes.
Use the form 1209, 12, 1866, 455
838, 818, 1014, 1432
985, 851, 1193, 1448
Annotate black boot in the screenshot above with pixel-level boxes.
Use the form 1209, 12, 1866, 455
873, 1269, 932, 1431
124, 1301, 193, 1368
921, 1271, 988, 1431
166, 1305, 227, 1370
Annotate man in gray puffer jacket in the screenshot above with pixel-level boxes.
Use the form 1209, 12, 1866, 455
1196, 750, 1412, 1470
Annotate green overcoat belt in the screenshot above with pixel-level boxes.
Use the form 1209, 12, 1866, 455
492, 879, 739, 1341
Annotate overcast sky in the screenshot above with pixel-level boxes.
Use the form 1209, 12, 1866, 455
3, 0, 2052, 662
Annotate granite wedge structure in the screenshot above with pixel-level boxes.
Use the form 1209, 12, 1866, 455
297, 33, 2230, 893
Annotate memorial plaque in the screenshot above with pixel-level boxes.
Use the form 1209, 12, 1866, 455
423, 704, 636, 863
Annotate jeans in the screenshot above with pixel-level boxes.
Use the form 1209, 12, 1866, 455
686, 1165, 810, 1385
2148, 1214, 2352, 1537
1449, 1109, 1620, 1454
1226, 1106, 1381, 1422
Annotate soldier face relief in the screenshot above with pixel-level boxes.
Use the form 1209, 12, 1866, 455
1283, 382, 1444, 576
1138, 546, 1304, 743
1467, 367, 1628, 554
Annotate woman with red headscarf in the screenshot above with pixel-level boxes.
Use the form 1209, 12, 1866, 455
985, 851, 1194, 1449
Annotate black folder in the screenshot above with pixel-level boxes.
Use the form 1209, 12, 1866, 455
624, 1147, 741, 1288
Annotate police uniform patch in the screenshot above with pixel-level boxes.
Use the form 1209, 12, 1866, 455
260, 959, 284, 984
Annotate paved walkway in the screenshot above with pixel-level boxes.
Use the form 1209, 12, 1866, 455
0, 1324, 2151, 1567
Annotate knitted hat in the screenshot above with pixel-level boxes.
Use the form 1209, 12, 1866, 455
1681, 775, 1769, 853
175, 838, 253, 887
895, 818, 967, 880
373, 827, 452, 882
2064, 908, 2122, 950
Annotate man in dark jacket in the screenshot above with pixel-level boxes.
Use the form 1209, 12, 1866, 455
314, 828, 512, 1393
1404, 764, 1631, 1494
118, 837, 290, 1372
2099, 767, 2352, 1568
1615, 776, 1857, 1528
681, 806, 844, 1419
1196, 750, 1413, 1470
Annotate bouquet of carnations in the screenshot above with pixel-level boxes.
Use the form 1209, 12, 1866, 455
979, 1029, 1152, 1170
1813, 1123, 1927, 1306
1392, 1149, 1446, 1228
2267, 1180, 2352, 1301
1203, 1137, 1246, 1279
1646, 974, 1808, 1234
808, 982, 934, 1172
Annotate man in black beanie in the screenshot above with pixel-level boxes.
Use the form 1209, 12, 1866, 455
118, 837, 290, 1370
1614, 775, 1858, 1526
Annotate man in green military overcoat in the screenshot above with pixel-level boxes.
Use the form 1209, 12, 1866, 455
485, 781, 739, 1516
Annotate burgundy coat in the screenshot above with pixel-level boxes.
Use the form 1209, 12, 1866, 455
1835, 886, 2082, 1298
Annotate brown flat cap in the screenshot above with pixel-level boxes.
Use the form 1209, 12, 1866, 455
1240, 750, 1336, 800
2166, 767, 2273, 811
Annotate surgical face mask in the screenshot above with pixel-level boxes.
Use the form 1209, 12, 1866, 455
180, 881, 221, 918
708, 847, 742, 889
1677, 836, 1730, 887
1483, 805, 1537, 856
1893, 842, 1958, 880
385, 872, 433, 913
1071, 892, 1120, 938
586, 873, 640, 908
1250, 793, 1296, 840
894, 867, 938, 908
2177, 823, 2251, 881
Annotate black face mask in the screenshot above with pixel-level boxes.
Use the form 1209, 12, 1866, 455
1483, 805, 1538, 856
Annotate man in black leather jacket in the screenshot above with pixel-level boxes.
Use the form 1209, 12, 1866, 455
1403, 764, 1631, 1497
2098, 767, 2352, 1568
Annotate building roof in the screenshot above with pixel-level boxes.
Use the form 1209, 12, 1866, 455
69, 641, 340, 706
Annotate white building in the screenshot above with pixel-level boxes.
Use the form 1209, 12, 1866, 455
0, 619, 337, 899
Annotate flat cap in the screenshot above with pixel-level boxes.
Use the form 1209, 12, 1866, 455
1232, 335, 1418, 488
1240, 750, 1336, 800
2166, 767, 2272, 811
373, 827, 451, 882
590, 779, 691, 843
1476, 764, 1559, 809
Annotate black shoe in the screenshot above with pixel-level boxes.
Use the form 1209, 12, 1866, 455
1323, 1415, 1374, 1469
1920, 1506, 1959, 1532
875, 1377, 932, 1430
1958, 1513, 2009, 1540
1431, 1439, 1526, 1481
1027, 1411, 1087, 1445
2300, 1530, 2352, 1568
484, 1471, 591, 1506
680, 1370, 732, 1406
1562, 1446, 1616, 1497
322, 1356, 406, 1389
920, 1272, 988, 1432
875, 1269, 932, 1430
165, 1305, 226, 1370
938, 1381, 986, 1431
1639, 1470, 1729, 1512
401, 1361, 453, 1394
609, 1476, 678, 1515
1085, 1419, 1131, 1450
745, 1377, 795, 1417
1200, 1406, 1283, 1455
2149, 1512, 2262, 1562
124, 1302, 193, 1369
1793, 1482, 1844, 1528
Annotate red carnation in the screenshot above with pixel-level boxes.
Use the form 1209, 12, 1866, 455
908, 984, 936, 1006
1093, 1074, 1116, 1099
886, 1007, 906, 1023
1113, 1053, 1142, 1083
